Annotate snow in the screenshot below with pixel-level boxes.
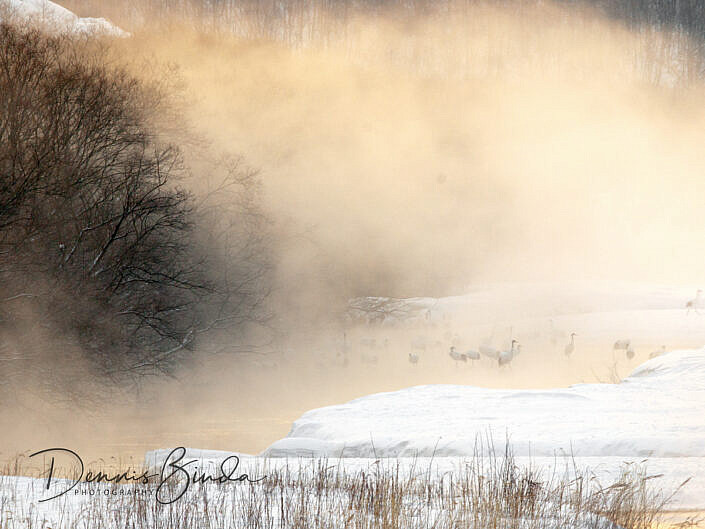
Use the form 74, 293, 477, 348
347, 280, 705, 329
141, 451, 705, 510
263, 348, 704, 459
249, 345, 705, 509
0, 470, 622, 529
0, 0, 127, 36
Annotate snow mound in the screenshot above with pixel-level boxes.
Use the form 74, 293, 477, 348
346, 280, 702, 326
0, 0, 127, 36
263, 348, 705, 458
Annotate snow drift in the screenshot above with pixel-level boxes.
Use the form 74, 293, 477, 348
263, 348, 705, 458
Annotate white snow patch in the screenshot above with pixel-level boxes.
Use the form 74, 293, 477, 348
0, 0, 127, 36
263, 349, 705, 459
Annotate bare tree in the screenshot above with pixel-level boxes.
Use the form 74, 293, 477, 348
0, 23, 270, 383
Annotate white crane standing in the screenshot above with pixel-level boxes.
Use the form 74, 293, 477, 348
686, 289, 703, 315
564, 333, 576, 357
498, 340, 519, 367
626, 344, 636, 360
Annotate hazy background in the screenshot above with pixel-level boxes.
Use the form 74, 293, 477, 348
100, 1, 705, 303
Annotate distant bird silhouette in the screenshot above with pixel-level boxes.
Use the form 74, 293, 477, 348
626, 344, 635, 360
613, 339, 631, 351
686, 289, 703, 315
498, 340, 519, 367
449, 346, 467, 366
564, 333, 577, 357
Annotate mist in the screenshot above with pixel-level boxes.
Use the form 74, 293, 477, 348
110, 4, 705, 298
3, 0, 705, 464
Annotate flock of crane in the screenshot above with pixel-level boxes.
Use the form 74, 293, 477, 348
360, 288, 703, 370
405, 289, 704, 368
407, 335, 668, 369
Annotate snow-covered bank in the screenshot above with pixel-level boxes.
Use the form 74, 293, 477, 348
0, 453, 671, 528
347, 281, 704, 327
142, 451, 705, 511
139, 349, 705, 509
0, 0, 127, 36
263, 348, 704, 459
